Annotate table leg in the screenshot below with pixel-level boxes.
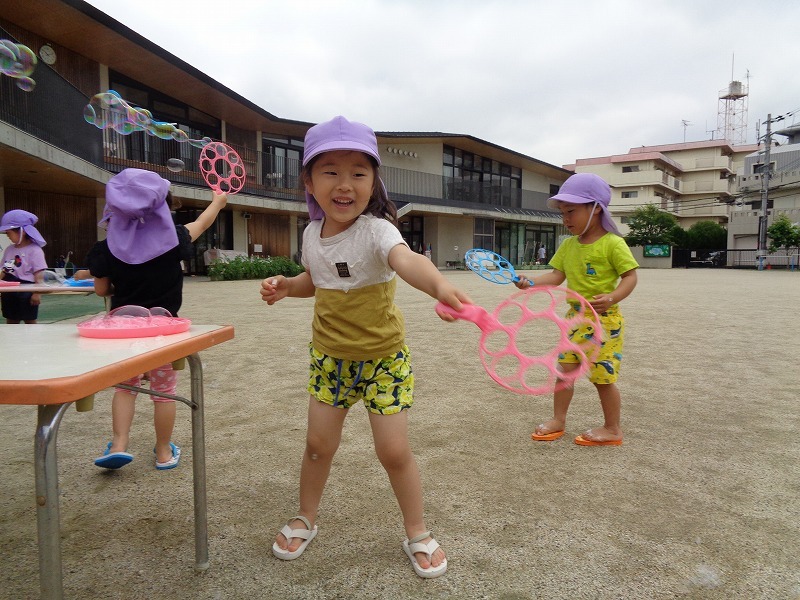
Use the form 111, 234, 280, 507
187, 353, 209, 571
35, 403, 70, 600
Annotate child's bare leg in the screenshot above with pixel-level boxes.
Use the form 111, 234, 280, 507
368, 410, 445, 570
582, 382, 623, 442
153, 401, 177, 462
110, 390, 136, 452
275, 397, 347, 553
534, 364, 579, 435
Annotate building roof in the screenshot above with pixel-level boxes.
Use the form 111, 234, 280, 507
572, 152, 683, 172
627, 139, 735, 154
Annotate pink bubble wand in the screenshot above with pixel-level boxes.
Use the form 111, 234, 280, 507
436, 285, 603, 395
199, 141, 246, 194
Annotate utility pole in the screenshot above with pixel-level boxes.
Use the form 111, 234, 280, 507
757, 114, 772, 271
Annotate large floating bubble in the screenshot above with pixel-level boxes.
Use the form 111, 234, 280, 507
84, 90, 212, 148
0, 39, 38, 92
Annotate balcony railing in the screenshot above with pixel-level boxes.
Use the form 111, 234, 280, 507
680, 179, 733, 195
0, 29, 102, 165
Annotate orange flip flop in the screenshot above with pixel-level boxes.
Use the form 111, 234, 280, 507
531, 430, 565, 441
574, 434, 622, 446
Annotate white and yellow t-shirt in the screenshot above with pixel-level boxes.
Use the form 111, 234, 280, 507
301, 214, 408, 361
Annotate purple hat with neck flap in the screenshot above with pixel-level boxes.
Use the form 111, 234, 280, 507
0, 209, 46, 247
100, 168, 178, 264
302, 116, 383, 220
547, 173, 621, 236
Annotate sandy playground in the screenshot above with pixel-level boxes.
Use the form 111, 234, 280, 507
1, 267, 799, 599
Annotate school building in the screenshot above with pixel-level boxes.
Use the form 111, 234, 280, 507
0, 0, 571, 274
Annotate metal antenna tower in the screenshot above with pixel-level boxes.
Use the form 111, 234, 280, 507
716, 58, 749, 145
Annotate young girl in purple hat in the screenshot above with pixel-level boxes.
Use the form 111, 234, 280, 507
515, 172, 638, 447
260, 116, 472, 578
76, 168, 227, 470
0, 209, 48, 324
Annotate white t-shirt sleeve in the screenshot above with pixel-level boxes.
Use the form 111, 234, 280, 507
371, 217, 408, 266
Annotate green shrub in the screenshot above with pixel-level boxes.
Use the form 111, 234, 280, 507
207, 255, 304, 281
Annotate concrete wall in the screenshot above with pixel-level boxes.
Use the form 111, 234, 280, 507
630, 245, 672, 268
431, 215, 473, 266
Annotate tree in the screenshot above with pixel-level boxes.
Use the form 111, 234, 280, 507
669, 224, 689, 248
624, 204, 679, 246
767, 214, 800, 254
686, 220, 728, 249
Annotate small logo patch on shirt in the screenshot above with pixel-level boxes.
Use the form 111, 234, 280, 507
335, 262, 351, 278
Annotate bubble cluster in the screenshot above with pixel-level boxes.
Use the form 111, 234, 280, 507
83, 90, 211, 148
0, 40, 37, 92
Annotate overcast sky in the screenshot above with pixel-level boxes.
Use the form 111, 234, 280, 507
84, 0, 800, 168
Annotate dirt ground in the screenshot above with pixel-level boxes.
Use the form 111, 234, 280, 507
1, 268, 799, 599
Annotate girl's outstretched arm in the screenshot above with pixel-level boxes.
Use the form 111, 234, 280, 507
184, 191, 228, 242
388, 244, 472, 320
260, 271, 315, 305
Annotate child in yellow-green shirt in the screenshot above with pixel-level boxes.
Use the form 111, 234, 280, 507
516, 173, 638, 446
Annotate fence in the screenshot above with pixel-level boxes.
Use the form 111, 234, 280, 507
673, 248, 800, 270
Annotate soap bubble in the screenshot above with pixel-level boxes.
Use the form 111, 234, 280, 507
0, 39, 38, 92
166, 158, 185, 172
84, 90, 211, 148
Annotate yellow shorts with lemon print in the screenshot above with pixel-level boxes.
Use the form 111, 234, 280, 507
560, 306, 624, 385
307, 344, 414, 415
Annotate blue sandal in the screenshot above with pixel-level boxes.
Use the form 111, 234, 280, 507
94, 442, 133, 469
155, 442, 181, 470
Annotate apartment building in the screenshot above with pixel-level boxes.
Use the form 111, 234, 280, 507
0, 0, 570, 274
565, 140, 759, 235
730, 124, 800, 252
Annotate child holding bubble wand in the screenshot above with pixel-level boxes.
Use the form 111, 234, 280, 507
260, 116, 471, 578
75, 168, 227, 470
515, 173, 638, 446
0, 209, 48, 324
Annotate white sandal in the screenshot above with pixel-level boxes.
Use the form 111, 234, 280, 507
272, 515, 318, 560
402, 530, 447, 578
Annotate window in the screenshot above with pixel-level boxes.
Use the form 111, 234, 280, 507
264, 134, 303, 189
443, 147, 454, 165
399, 216, 425, 252
549, 184, 560, 195
621, 191, 638, 199
473, 218, 494, 249
752, 162, 775, 175
442, 145, 521, 206
622, 165, 640, 173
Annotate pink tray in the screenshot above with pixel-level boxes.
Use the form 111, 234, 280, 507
0, 280, 22, 287
77, 315, 192, 339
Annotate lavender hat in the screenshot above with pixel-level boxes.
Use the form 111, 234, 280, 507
100, 168, 178, 264
302, 116, 383, 220
547, 173, 621, 236
0, 209, 46, 247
